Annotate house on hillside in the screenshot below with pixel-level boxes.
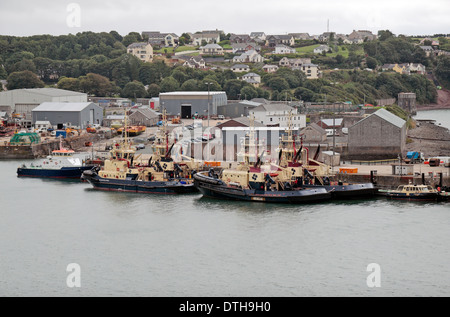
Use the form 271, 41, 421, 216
231, 43, 261, 54
231, 64, 250, 73
232, 50, 263, 63
250, 32, 266, 42
241, 73, 261, 87
262, 65, 279, 73
274, 44, 296, 54
288, 33, 311, 40
314, 45, 330, 54
191, 31, 221, 46
127, 42, 153, 63
200, 44, 224, 55
265, 35, 295, 47
229, 34, 253, 43
183, 56, 206, 69
347, 30, 377, 41
142, 31, 179, 47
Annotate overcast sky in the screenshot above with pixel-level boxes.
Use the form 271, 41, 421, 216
1, 0, 449, 37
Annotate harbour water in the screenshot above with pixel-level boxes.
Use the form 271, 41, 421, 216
415, 109, 450, 130
1, 159, 449, 296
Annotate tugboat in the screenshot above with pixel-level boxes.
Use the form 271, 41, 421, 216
81, 112, 198, 194
17, 137, 93, 179
386, 184, 440, 201
194, 115, 331, 203
276, 114, 377, 199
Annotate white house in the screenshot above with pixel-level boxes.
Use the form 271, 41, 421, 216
249, 104, 306, 129
231, 43, 260, 54
127, 42, 153, 63
294, 63, 320, 79
183, 56, 206, 69
192, 32, 221, 46
241, 73, 261, 87
274, 44, 296, 54
314, 45, 330, 54
200, 43, 224, 55
231, 64, 250, 73
232, 50, 263, 63
262, 65, 279, 73
250, 32, 266, 42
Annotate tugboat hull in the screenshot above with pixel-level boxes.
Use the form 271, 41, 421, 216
82, 169, 197, 194
17, 166, 93, 179
303, 183, 378, 199
194, 172, 331, 203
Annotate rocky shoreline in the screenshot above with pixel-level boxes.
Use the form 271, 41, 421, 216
406, 120, 450, 157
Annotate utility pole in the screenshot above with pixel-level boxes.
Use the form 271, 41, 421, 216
206, 82, 213, 128
332, 102, 336, 175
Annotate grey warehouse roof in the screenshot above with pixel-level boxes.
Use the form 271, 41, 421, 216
32, 102, 96, 112
354, 108, 406, 129
15, 88, 86, 97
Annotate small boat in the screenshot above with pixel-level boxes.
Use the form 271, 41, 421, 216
386, 184, 440, 201
17, 138, 93, 179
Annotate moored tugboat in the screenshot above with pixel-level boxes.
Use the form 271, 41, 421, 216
193, 115, 331, 203
276, 114, 377, 199
82, 114, 198, 194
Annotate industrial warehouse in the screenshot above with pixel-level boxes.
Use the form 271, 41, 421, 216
159, 91, 227, 118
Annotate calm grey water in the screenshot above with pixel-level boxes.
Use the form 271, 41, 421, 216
0, 160, 449, 297
415, 109, 450, 130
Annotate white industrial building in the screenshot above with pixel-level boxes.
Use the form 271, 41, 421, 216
248, 104, 306, 129
0, 88, 87, 122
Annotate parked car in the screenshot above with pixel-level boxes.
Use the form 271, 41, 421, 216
136, 144, 145, 150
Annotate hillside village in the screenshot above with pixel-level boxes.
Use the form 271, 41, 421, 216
1, 29, 450, 163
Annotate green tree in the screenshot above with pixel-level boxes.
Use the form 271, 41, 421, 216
57, 77, 80, 91
365, 56, 378, 69
109, 30, 123, 42
240, 86, 258, 100
378, 30, 395, 41
223, 79, 245, 99
6, 70, 45, 89
13, 59, 37, 73
79, 73, 116, 96
122, 32, 143, 47
436, 55, 450, 84
171, 68, 189, 85
147, 83, 160, 97
180, 79, 199, 91
266, 77, 289, 92
294, 87, 316, 101
121, 81, 147, 99
160, 76, 179, 92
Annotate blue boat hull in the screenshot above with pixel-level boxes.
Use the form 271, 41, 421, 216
17, 166, 93, 179
81, 169, 197, 194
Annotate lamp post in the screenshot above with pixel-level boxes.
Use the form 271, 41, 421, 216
205, 82, 213, 128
